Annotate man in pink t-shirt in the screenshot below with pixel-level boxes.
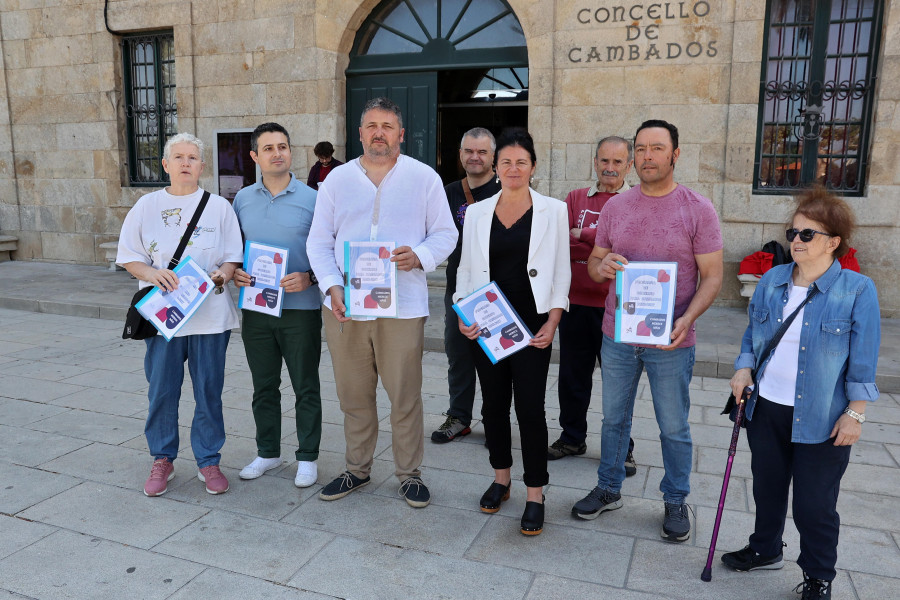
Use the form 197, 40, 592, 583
571, 120, 723, 544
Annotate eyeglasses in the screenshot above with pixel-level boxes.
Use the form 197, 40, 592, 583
786, 228, 833, 243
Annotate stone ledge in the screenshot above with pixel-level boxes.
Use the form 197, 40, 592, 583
0, 234, 18, 261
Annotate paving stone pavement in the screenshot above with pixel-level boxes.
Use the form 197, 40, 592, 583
0, 306, 898, 599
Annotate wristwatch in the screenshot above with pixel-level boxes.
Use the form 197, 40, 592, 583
843, 407, 866, 424
306, 269, 318, 286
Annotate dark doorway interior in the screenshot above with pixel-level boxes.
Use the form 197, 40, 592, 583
436, 69, 528, 185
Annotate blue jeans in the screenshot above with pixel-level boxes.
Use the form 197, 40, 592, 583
596, 335, 694, 504
144, 331, 230, 468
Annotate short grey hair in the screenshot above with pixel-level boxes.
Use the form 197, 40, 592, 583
360, 97, 403, 129
163, 133, 205, 162
460, 127, 496, 152
596, 135, 633, 163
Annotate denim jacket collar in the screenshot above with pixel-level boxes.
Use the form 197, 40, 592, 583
770, 258, 842, 294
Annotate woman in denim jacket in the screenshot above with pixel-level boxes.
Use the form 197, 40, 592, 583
721, 189, 880, 600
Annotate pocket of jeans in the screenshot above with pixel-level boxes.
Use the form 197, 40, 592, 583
821, 319, 851, 356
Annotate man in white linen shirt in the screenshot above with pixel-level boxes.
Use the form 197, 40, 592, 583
307, 97, 457, 508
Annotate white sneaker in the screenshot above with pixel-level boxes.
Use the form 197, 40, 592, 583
294, 461, 318, 488
239, 456, 283, 480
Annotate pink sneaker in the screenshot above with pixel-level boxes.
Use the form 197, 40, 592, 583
197, 465, 229, 495
144, 458, 174, 497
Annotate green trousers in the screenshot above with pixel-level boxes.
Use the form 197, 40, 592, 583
241, 309, 322, 461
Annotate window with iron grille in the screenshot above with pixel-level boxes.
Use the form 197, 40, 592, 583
123, 31, 177, 186
754, 0, 882, 196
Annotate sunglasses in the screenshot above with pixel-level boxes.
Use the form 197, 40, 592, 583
785, 228, 833, 243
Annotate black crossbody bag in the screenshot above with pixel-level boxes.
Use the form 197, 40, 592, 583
722, 286, 819, 423
122, 191, 211, 340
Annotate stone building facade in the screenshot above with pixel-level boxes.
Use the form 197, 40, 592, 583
0, 0, 897, 314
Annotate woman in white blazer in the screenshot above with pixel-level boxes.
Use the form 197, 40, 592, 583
454, 130, 570, 536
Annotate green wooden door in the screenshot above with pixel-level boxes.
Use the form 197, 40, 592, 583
346, 72, 438, 168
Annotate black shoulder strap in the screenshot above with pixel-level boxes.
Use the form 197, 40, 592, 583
166, 190, 211, 270
753, 286, 819, 381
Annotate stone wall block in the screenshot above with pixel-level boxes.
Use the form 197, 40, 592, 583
265, 82, 318, 116
3, 40, 27, 70
32, 150, 95, 179
56, 121, 114, 151
40, 231, 95, 262
623, 64, 715, 105
196, 84, 266, 117
255, 0, 310, 18
193, 17, 294, 55
40, 6, 91, 37
0, 151, 14, 178
25, 34, 93, 68
218, 0, 255, 22
193, 53, 256, 87
556, 67, 627, 107
699, 143, 726, 182
721, 221, 764, 262
10, 229, 41, 259
878, 56, 900, 101
563, 143, 592, 181
728, 62, 761, 104
725, 104, 759, 145
191, 0, 219, 25
295, 13, 316, 49
852, 186, 900, 227
1, 8, 42, 41
0, 203, 20, 232
9, 92, 101, 124
735, 0, 766, 21
276, 113, 317, 147
731, 19, 763, 63
724, 143, 755, 182
258, 49, 315, 83
106, 0, 182, 32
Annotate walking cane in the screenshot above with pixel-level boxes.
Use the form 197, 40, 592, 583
701, 386, 751, 582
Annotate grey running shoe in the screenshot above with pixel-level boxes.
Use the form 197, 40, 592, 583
661, 502, 691, 542
721, 544, 785, 571
431, 414, 471, 444
571, 486, 623, 520
318, 471, 370, 501
547, 438, 587, 460
624, 450, 637, 477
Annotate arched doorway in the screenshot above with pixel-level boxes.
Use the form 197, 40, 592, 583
347, 0, 528, 182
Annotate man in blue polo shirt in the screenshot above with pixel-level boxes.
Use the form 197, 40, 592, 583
232, 122, 323, 488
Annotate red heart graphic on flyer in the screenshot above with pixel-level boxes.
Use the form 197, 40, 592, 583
198, 282, 208, 294
499, 336, 515, 349
156, 307, 168, 321
657, 270, 670, 283
255, 294, 266, 306
273, 253, 283, 264
485, 291, 498, 302
364, 294, 378, 308
636, 322, 652, 336
378, 247, 390, 259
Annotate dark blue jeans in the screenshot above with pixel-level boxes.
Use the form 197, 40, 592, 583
144, 331, 230, 468
747, 397, 851, 581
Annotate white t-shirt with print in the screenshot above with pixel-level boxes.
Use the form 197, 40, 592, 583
116, 187, 244, 336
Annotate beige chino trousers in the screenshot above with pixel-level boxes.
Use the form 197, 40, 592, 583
322, 309, 426, 481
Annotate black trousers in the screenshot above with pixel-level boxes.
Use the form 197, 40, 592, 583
473, 340, 551, 488
557, 304, 604, 444
747, 397, 851, 581
443, 291, 478, 425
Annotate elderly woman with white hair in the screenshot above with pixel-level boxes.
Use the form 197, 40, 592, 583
117, 133, 243, 497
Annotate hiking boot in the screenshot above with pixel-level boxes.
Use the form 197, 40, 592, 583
793, 573, 832, 600
571, 486, 623, 520
399, 476, 430, 508
547, 438, 587, 460
661, 502, 690, 542
431, 414, 471, 444
624, 450, 637, 477
318, 471, 370, 501
143, 458, 174, 497
721, 544, 785, 571
197, 465, 229, 495
239, 456, 283, 480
